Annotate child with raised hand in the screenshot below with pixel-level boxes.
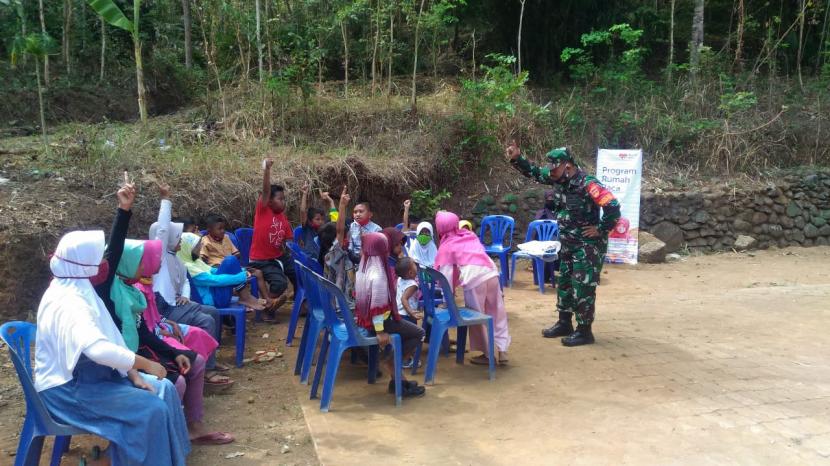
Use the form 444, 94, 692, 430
320, 185, 352, 297
355, 232, 426, 398
248, 158, 295, 316
297, 182, 326, 262
347, 199, 382, 264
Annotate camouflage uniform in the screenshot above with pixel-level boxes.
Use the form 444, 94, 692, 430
511, 150, 621, 325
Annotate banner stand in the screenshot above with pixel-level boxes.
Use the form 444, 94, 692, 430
596, 149, 643, 265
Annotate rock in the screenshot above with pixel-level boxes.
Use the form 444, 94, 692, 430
734, 235, 757, 251
281, 445, 291, 454
811, 216, 828, 227
820, 225, 830, 236
638, 232, 667, 264
792, 230, 806, 243
733, 218, 752, 232
752, 212, 768, 225
665, 253, 682, 263
768, 225, 784, 238
786, 202, 801, 217
649, 221, 684, 253
795, 216, 806, 229
817, 237, 829, 246
805, 224, 820, 239
781, 217, 794, 229
692, 210, 710, 223
680, 222, 700, 230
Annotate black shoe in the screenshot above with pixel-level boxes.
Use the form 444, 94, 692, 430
542, 319, 574, 338
388, 380, 425, 397
561, 325, 595, 347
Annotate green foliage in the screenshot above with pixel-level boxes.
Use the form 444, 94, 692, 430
410, 189, 452, 220
560, 23, 646, 87
86, 0, 134, 34
10, 33, 57, 66
718, 91, 758, 116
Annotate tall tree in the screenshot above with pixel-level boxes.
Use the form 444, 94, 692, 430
733, 0, 744, 71
99, 17, 106, 81
38, 0, 50, 83
690, 0, 705, 82
255, 0, 263, 82
667, 0, 675, 80
796, 0, 806, 90
517, 0, 526, 75
86, 0, 148, 122
411, 0, 426, 109
63, 0, 73, 77
181, 0, 192, 69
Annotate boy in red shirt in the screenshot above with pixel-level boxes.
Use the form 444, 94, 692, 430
248, 158, 295, 314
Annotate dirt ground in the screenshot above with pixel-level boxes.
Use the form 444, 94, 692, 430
1, 247, 829, 465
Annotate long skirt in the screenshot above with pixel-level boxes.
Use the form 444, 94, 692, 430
40, 356, 190, 466
463, 276, 511, 356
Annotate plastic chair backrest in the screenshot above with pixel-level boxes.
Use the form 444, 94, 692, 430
0, 322, 59, 433
525, 219, 559, 242
287, 241, 323, 275
420, 267, 461, 326
311, 268, 377, 347
233, 228, 254, 266
395, 223, 404, 231
293, 226, 304, 243
416, 263, 440, 314
479, 215, 515, 248
227, 232, 240, 249
295, 261, 329, 321
199, 229, 207, 236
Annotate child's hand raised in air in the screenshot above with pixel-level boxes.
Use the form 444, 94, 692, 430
403, 199, 411, 210
117, 183, 136, 211
158, 182, 171, 199
320, 190, 332, 202
300, 182, 309, 195
338, 185, 350, 207
262, 158, 274, 170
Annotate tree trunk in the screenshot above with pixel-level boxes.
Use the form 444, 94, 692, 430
517, 0, 526, 75
99, 17, 106, 82
63, 0, 72, 77
35, 59, 48, 150
133, 1, 147, 122
371, 0, 380, 95
690, 0, 705, 81
196, 3, 226, 120
411, 0, 426, 109
471, 28, 476, 79
733, 0, 744, 71
387, 2, 394, 96
181, 0, 192, 69
796, 0, 806, 90
265, 0, 273, 75
341, 21, 350, 97
667, 0, 675, 80
38, 0, 49, 84
255, 0, 263, 82
817, 0, 830, 74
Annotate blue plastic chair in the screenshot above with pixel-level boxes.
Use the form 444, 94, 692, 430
418, 267, 496, 385
293, 257, 331, 384
395, 223, 404, 230
292, 225, 303, 244
226, 231, 239, 249
233, 228, 254, 266
509, 219, 560, 293
285, 242, 322, 347
301, 265, 403, 412
1, 322, 90, 466
410, 264, 448, 375
479, 215, 515, 287
188, 277, 247, 367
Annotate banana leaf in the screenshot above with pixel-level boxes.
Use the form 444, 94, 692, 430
86, 0, 134, 33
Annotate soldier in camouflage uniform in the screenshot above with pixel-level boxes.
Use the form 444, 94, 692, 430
506, 143, 621, 346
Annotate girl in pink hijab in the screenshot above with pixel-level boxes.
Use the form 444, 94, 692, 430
355, 232, 426, 398
434, 211, 511, 365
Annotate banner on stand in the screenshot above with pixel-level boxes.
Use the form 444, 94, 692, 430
596, 149, 643, 264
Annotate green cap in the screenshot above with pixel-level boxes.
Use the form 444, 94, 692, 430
545, 147, 573, 164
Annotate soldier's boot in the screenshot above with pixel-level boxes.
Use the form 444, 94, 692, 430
542, 313, 574, 338
561, 324, 594, 347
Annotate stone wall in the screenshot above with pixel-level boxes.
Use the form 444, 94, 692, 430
465, 170, 830, 253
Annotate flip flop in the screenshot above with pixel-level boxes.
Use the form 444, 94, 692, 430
469, 354, 494, 366
205, 372, 234, 386
212, 363, 231, 373
191, 431, 235, 445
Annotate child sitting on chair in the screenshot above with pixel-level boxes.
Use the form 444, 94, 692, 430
199, 213, 272, 309
296, 183, 327, 263
347, 200, 382, 264
355, 233, 425, 398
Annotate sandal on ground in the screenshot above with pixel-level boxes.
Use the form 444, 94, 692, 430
388, 380, 426, 397
212, 363, 231, 373
251, 349, 283, 363
469, 354, 494, 366
498, 351, 509, 364
205, 372, 234, 386
191, 431, 235, 445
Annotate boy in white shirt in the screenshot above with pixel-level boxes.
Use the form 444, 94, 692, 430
395, 257, 423, 369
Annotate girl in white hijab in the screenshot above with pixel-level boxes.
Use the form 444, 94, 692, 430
406, 221, 438, 267
35, 230, 191, 466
